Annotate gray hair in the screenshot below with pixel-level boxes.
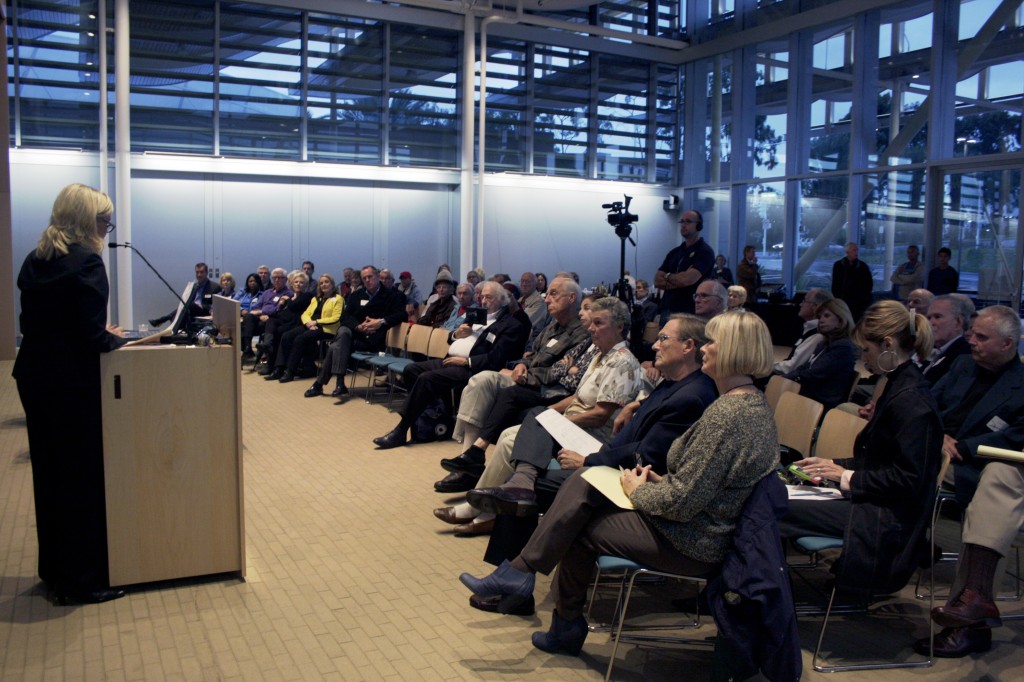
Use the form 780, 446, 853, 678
977, 304, 1021, 341
589, 296, 630, 334
805, 287, 834, 307
937, 293, 977, 332
481, 280, 509, 305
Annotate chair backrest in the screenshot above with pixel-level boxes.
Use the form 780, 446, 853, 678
385, 322, 409, 354
845, 371, 861, 402
775, 391, 824, 461
813, 408, 868, 460
426, 327, 451, 359
403, 324, 432, 356
765, 374, 801, 413
642, 321, 660, 344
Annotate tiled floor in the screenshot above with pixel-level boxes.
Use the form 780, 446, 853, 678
0, 360, 1021, 680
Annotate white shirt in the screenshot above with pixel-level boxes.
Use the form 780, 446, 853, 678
447, 311, 498, 358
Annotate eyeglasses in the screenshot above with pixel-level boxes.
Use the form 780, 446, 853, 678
693, 292, 720, 300
678, 219, 700, 225
98, 217, 115, 234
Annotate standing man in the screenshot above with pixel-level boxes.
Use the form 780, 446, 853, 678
654, 210, 715, 323
736, 245, 762, 303
928, 247, 960, 295
831, 242, 873, 321
890, 244, 925, 301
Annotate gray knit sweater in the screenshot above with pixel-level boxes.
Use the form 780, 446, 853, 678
628, 392, 779, 563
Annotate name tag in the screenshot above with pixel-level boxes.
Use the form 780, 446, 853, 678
487, 332, 496, 344
987, 416, 1009, 432
546, 338, 559, 348
272, 296, 280, 302
360, 299, 369, 306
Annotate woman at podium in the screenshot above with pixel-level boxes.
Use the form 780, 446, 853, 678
13, 183, 127, 604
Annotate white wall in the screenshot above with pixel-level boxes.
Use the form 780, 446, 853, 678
9, 150, 697, 334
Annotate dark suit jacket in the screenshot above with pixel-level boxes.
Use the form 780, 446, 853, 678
784, 337, 856, 409
831, 257, 873, 320
186, 278, 222, 317
921, 335, 970, 385
833, 361, 943, 597
931, 354, 1024, 503
340, 285, 407, 350
462, 308, 531, 375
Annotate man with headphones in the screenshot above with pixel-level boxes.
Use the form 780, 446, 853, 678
654, 209, 715, 324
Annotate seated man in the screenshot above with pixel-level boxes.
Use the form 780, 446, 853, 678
932, 305, 1024, 505
434, 298, 643, 534
694, 279, 728, 320
518, 272, 550, 347
372, 281, 531, 449
435, 278, 589, 491
922, 294, 974, 385
306, 265, 406, 398
773, 288, 832, 375
443, 282, 476, 331
916, 460, 1024, 657
907, 288, 934, 316
150, 261, 222, 327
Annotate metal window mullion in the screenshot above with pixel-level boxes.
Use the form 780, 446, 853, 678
525, 42, 535, 174
11, 0, 21, 147
300, 12, 308, 161
213, 0, 221, 156
848, 10, 880, 246
588, 54, 598, 179
646, 62, 657, 183
382, 23, 390, 165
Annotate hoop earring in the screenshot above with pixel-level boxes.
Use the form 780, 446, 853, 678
877, 349, 900, 374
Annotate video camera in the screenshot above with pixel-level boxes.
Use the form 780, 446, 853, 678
602, 195, 638, 232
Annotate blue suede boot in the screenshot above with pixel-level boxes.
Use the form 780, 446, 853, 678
532, 610, 588, 656
458, 560, 535, 606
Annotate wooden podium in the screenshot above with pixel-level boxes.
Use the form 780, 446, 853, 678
99, 296, 245, 587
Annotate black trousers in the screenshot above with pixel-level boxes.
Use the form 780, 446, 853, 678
399, 359, 472, 424
480, 385, 562, 443
276, 326, 330, 372
240, 313, 264, 354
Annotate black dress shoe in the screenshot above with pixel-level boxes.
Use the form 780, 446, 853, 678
470, 593, 536, 616
329, 384, 349, 398
278, 371, 294, 383
256, 364, 273, 376
440, 449, 486, 477
264, 369, 284, 381
932, 588, 1002, 629
373, 427, 408, 450
914, 626, 991, 658
467, 487, 538, 516
53, 587, 126, 606
434, 472, 480, 493
304, 383, 323, 398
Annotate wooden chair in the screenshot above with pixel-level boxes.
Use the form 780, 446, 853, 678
381, 324, 433, 405
774, 391, 824, 462
426, 326, 451, 359
362, 322, 410, 403
765, 374, 801, 413
813, 408, 868, 461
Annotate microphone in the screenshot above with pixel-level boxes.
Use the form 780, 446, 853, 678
111, 240, 193, 335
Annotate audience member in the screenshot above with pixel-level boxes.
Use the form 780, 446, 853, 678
890, 244, 925, 301
457, 310, 778, 658
779, 299, 941, 603
444, 283, 476, 331
261, 270, 312, 379
398, 271, 423, 320
460, 298, 643, 531
629, 278, 659, 358
712, 255, 734, 285
736, 245, 761, 303
247, 268, 290, 367
922, 294, 974, 384
149, 261, 222, 326
535, 272, 548, 295
931, 304, 1024, 506
301, 260, 316, 293
417, 271, 457, 328
927, 246, 959, 295
916, 461, 1024, 657
518, 272, 549, 339
781, 298, 856, 410
906, 288, 934, 316
237, 273, 264, 358
492, 273, 511, 284
339, 267, 354, 298
219, 273, 236, 298
277, 274, 344, 384
380, 268, 397, 291
654, 209, 715, 321
832, 242, 873, 321
371, 282, 530, 450
773, 288, 832, 375
466, 269, 484, 287
307, 265, 406, 398
726, 285, 746, 311
257, 264, 271, 290
694, 279, 727, 319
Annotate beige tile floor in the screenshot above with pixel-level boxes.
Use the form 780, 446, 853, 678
0, 360, 1021, 681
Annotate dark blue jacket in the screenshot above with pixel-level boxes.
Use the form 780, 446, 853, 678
706, 474, 802, 682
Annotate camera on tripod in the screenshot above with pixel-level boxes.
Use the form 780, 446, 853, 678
602, 195, 638, 232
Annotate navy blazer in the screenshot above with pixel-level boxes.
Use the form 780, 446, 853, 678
922, 335, 971, 385
586, 370, 717, 473
932, 354, 1024, 503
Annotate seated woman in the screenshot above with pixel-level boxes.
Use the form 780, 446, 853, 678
458, 310, 778, 655
261, 270, 312, 379
218, 272, 237, 299
726, 285, 747, 311
276, 274, 344, 384
782, 298, 856, 409
779, 300, 942, 601
236, 273, 264, 359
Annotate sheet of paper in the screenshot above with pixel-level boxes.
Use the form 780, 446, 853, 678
786, 484, 845, 501
581, 466, 634, 510
977, 445, 1024, 464
534, 409, 603, 456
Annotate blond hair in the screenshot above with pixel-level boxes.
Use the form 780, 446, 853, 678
854, 300, 933, 363
704, 310, 774, 378
35, 183, 112, 260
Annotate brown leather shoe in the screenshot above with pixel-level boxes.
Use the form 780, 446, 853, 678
453, 518, 495, 535
932, 588, 1002, 629
433, 506, 475, 525
914, 626, 992, 658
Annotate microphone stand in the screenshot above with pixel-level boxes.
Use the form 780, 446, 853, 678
110, 241, 193, 337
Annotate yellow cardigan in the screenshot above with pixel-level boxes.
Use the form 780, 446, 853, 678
301, 294, 344, 335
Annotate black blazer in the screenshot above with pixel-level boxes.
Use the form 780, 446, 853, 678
462, 307, 531, 375
833, 362, 942, 597
340, 285, 407, 350
186, 278, 222, 317
922, 335, 971, 385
